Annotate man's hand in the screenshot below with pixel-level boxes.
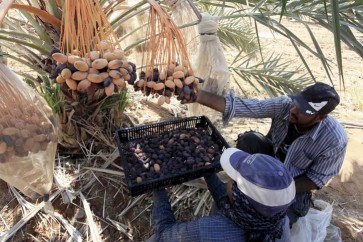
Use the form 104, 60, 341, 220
179, 77, 227, 114
294, 175, 318, 193
181, 84, 226, 113
191, 90, 226, 114
180, 77, 204, 104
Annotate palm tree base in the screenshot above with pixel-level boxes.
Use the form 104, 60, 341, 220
57, 85, 130, 155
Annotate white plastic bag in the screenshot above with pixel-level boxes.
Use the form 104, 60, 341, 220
290, 200, 333, 242
324, 224, 342, 242
189, 13, 231, 120
0, 63, 58, 199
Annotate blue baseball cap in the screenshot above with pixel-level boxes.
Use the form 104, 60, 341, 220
220, 148, 296, 217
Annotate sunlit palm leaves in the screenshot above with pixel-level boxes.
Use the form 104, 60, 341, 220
205, 0, 363, 89
0, 2, 57, 83
231, 52, 311, 96
205, 6, 259, 53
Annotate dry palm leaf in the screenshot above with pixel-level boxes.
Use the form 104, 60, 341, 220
10, 4, 61, 29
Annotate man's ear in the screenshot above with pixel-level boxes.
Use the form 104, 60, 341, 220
316, 114, 327, 122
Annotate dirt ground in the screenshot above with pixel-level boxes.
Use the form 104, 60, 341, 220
0, 17, 362, 241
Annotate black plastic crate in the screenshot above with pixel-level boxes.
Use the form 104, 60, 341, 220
115, 116, 230, 196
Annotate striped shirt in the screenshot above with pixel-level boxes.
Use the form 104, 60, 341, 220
223, 92, 347, 188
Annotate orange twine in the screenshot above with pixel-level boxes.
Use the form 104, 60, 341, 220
60, 0, 119, 56
143, 0, 192, 77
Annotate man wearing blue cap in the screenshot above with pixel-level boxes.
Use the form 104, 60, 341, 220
191, 82, 348, 226
148, 148, 296, 242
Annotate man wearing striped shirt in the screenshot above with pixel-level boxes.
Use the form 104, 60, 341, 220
194, 82, 348, 226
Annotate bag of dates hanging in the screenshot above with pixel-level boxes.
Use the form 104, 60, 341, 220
0, 63, 58, 199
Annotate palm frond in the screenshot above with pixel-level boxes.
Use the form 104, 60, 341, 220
208, 0, 363, 88
231, 53, 313, 96
101, 89, 129, 112
0, 41, 51, 73
0, 34, 51, 55
304, 23, 334, 85
288, 35, 317, 83
110, 0, 148, 27
44, 0, 62, 20
218, 11, 258, 53
279, 0, 288, 23
18, 10, 52, 44
6, 53, 47, 75
11, 4, 61, 29
0, 29, 52, 50
39, 78, 64, 114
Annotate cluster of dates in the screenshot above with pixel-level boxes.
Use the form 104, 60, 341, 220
124, 128, 221, 184
49, 42, 137, 96
132, 64, 203, 105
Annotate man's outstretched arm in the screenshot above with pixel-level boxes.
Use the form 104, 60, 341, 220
196, 90, 226, 113
183, 90, 226, 114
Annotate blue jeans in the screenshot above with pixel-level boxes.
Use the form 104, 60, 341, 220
286, 192, 312, 227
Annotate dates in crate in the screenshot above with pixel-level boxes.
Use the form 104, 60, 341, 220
124, 128, 221, 184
